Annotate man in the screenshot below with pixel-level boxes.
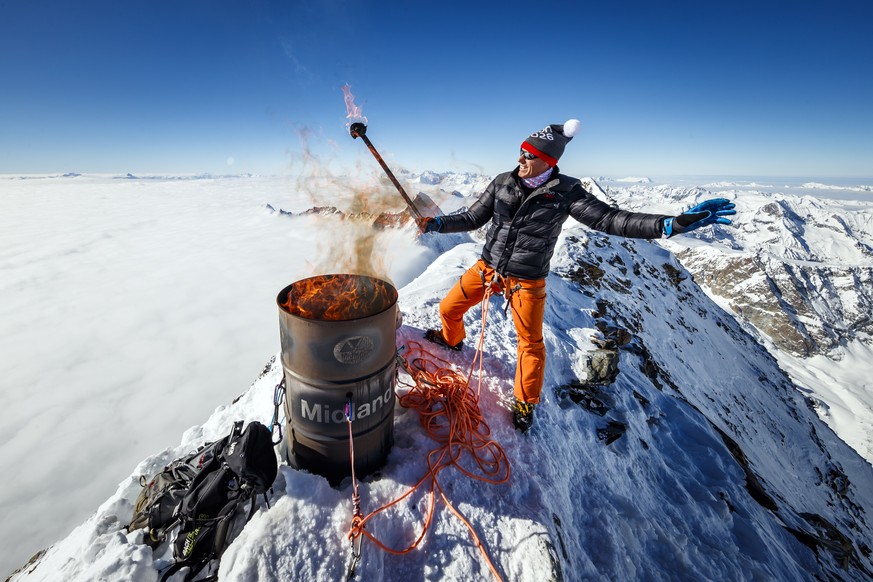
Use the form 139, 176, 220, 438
417, 119, 735, 433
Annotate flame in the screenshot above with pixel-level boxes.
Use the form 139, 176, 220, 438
281, 274, 396, 321
341, 84, 368, 127
289, 127, 396, 279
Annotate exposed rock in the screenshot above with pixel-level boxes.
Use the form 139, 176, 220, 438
588, 349, 619, 385
676, 247, 873, 356
563, 259, 605, 292
596, 421, 627, 445
662, 263, 687, 287
554, 381, 612, 416
713, 425, 779, 512
592, 323, 633, 348
786, 512, 867, 572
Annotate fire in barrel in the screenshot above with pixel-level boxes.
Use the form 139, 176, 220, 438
277, 274, 398, 484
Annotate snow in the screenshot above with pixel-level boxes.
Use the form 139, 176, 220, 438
703, 181, 776, 189
3, 172, 873, 580
595, 176, 873, 203
777, 340, 873, 462
610, 176, 653, 184
610, 181, 873, 462
802, 182, 872, 193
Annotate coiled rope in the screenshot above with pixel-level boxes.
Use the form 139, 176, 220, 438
346, 286, 510, 581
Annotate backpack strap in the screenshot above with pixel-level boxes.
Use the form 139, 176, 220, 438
159, 556, 217, 582
160, 421, 265, 581
158, 561, 189, 582
158, 562, 180, 582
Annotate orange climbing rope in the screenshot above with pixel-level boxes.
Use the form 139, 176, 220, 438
346, 287, 510, 581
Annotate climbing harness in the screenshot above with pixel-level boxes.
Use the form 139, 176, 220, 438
343, 285, 510, 581
480, 268, 522, 316
503, 282, 522, 315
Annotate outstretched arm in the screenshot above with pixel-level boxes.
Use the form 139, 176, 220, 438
570, 186, 669, 239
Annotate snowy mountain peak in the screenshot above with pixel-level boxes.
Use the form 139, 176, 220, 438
611, 176, 653, 184
7, 173, 873, 581
13, 183, 873, 580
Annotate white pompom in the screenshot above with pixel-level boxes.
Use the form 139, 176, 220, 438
563, 119, 581, 138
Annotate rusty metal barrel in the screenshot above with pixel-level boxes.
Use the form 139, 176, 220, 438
277, 274, 397, 483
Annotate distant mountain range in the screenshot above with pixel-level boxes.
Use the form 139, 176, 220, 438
599, 181, 873, 358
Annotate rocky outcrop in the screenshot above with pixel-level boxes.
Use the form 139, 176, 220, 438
675, 248, 873, 357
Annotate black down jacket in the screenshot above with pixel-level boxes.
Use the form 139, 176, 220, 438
440, 168, 669, 280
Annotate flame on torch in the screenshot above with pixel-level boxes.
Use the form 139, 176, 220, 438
342, 84, 368, 128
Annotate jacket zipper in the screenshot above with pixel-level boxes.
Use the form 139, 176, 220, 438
496, 178, 563, 276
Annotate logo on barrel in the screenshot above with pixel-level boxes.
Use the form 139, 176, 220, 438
333, 335, 374, 364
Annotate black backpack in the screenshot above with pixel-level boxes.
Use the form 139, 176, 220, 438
128, 420, 278, 581
128, 440, 224, 547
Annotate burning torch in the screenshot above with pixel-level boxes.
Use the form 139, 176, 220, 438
348, 122, 426, 232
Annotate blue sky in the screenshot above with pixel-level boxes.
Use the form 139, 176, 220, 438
2, 0, 871, 178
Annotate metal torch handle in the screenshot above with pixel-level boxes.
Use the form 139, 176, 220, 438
352, 129, 425, 225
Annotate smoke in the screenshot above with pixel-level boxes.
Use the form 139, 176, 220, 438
287, 126, 408, 284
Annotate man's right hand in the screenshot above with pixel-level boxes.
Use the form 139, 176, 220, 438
417, 216, 443, 233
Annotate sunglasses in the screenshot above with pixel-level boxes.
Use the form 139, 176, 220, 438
519, 149, 537, 161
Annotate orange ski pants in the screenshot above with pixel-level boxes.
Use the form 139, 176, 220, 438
439, 259, 547, 404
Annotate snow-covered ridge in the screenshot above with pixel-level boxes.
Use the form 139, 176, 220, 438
10, 173, 873, 581
14, 231, 873, 581
595, 177, 873, 200
609, 176, 653, 184
696, 180, 873, 192
703, 180, 776, 189
400, 172, 873, 464
396, 168, 493, 197
5, 172, 873, 581
597, 179, 873, 463
802, 182, 873, 192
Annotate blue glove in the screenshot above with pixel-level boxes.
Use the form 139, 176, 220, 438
417, 216, 443, 233
663, 198, 736, 237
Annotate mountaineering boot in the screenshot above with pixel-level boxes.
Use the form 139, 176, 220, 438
423, 329, 463, 352
512, 400, 536, 433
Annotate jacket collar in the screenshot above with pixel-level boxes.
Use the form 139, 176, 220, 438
512, 165, 568, 194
